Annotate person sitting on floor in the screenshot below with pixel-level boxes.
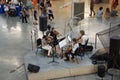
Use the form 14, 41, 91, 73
110, 7, 118, 17
64, 38, 79, 61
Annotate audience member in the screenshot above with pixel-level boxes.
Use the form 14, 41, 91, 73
104, 8, 111, 19
26, 0, 33, 12
47, 3, 54, 21
4, 3, 9, 16
89, 0, 95, 16
112, 0, 118, 9
46, 0, 51, 7
33, 8, 38, 23
111, 7, 118, 17
96, 7, 103, 22
21, 8, 28, 23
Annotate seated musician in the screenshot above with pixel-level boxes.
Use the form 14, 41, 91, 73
76, 30, 89, 48
47, 27, 61, 46
41, 35, 52, 57
45, 27, 63, 57
64, 38, 79, 61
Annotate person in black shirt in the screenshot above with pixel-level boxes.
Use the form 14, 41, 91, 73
49, 27, 58, 46
34, 9, 37, 21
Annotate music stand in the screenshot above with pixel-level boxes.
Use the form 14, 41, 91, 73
48, 42, 59, 64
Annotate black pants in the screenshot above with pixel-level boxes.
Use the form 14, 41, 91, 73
48, 14, 54, 20
65, 52, 74, 60
22, 16, 27, 23
34, 15, 37, 20
90, 8, 95, 16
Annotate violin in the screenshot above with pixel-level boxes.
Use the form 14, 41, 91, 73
53, 30, 59, 36
66, 45, 72, 53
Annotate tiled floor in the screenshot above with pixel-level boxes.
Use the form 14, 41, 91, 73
0, 0, 120, 80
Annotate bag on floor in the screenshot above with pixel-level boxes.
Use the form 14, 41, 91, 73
85, 45, 93, 51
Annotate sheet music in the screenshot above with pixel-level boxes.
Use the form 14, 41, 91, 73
59, 38, 68, 48
67, 35, 72, 42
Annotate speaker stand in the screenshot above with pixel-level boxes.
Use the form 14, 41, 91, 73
48, 45, 59, 64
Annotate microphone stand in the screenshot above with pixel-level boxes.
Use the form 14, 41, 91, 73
48, 41, 59, 64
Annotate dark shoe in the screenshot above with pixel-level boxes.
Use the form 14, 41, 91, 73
89, 14, 92, 16
64, 59, 69, 61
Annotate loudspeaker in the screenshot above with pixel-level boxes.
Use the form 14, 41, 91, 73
108, 36, 120, 69
109, 36, 120, 56
39, 15, 47, 31
97, 65, 106, 78
28, 64, 40, 73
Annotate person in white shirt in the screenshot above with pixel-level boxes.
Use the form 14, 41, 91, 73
47, 3, 54, 21
96, 7, 103, 22
64, 38, 79, 61
77, 30, 89, 47
4, 3, 9, 16
41, 35, 52, 57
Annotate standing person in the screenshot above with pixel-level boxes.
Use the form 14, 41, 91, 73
112, 0, 118, 9
104, 8, 111, 20
47, 4, 54, 21
21, 9, 28, 23
4, 3, 9, 16
26, 0, 33, 12
18, 0, 23, 7
46, 0, 51, 6
96, 7, 103, 22
40, 1, 47, 16
33, 8, 38, 24
89, 0, 95, 16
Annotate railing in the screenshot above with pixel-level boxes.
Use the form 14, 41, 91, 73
9, 61, 28, 80
95, 18, 120, 49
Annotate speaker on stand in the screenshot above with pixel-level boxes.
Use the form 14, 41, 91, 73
39, 15, 47, 35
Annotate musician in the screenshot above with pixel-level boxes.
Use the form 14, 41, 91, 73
64, 38, 79, 61
47, 27, 60, 46
76, 30, 89, 48
42, 33, 61, 56
41, 35, 52, 57
45, 27, 63, 57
